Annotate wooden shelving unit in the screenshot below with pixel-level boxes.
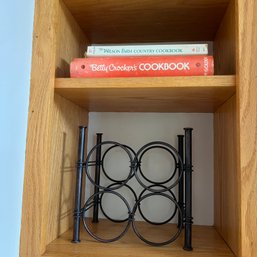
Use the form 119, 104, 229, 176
55, 75, 235, 112
20, 0, 257, 257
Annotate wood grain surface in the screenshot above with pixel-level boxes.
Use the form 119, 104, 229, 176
55, 76, 235, 112
214, 0, 236, 75
45, 95, 88, 245
237, 0, 257, 256
43, 220, 235, 257
19, 0, 60, 256
63, 0, 230, 43
19, 1, 88, 257
55, 1, 88, 78
214, 95, 239, 256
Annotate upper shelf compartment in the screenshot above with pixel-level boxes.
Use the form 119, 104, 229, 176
55, 75, 235, 112
55, 1, 236, 112
62, 0, 230, 43
59, 0, 235, 76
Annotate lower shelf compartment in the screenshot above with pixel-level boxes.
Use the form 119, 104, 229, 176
44, 220, 235, 257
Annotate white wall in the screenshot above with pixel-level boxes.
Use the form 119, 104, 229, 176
86, 112, 214, 226
0, 1, 34, 257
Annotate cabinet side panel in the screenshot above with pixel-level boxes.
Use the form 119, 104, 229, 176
238, 0, 257, 256
19, 0, 59, 256
46, 95, 87, 245
214, 0, 236, 75
43, 0, 89, 244
55, 0, 88, 78
19, 0, 88, 257
214, 95, 239, 256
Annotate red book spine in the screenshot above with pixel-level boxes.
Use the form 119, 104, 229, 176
70, 56, 214, 78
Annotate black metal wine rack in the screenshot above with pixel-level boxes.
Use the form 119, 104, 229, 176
72, 126, 193, 250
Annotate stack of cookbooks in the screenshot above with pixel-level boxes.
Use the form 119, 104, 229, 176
70, 43, 213, 78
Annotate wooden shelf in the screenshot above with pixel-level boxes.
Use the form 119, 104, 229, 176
55, 75, 235, 112
43, 220, 235, 257
62, 0, 230, 43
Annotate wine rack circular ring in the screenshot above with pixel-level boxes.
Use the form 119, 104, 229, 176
101, 144, 137, 183
137, 145, 178, 185
132, 192, 183, 246
138, 185, 178, 225
99, 182, 138, 223
85, 141, 135, 190
134, 141, 183, 193
82, 190, 132, 243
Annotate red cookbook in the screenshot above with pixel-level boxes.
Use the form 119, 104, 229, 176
70, 56, 214, 78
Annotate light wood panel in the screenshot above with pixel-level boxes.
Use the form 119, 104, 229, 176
19, 0, 59, 256
55, 0, 88, 77
237, 0, 257, 256
45, 94, 88, 245
43, 221, 235, 257
19, 0, 88, 257
55, 76, 235, 112
63, 0, 229, 43
214, 95, 238, 256
214, 0, 236, 75
44, 0, 89, 245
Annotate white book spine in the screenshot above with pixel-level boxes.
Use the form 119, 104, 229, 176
86, 44, 208, 57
